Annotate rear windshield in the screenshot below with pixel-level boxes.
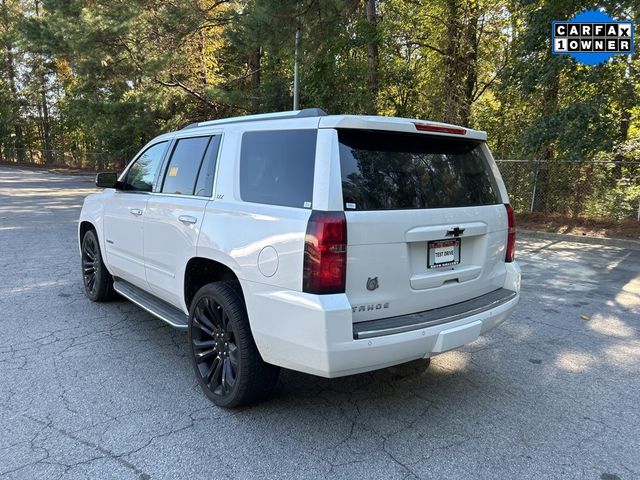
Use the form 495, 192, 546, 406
338, 129, 500, 211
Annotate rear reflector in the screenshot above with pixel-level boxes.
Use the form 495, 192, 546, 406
505, 204, 516, 262
303, 211, 347, 294
414, 123, 467, 135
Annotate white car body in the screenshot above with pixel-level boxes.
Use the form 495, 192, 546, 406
79, 109, 520, 378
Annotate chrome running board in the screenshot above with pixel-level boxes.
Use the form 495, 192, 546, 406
114, 278, 188, 329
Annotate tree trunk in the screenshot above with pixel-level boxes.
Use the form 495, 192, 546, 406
1, 0, 25, 162
40, 88, 53, 164
365, 0, 379, 114
442, 0, 464, 124
199, 30, 207, 87
614, 55, 634, 178
248, 45, 261, 112
34, 0, 53, 164
532, 71, 560, 213
460, 1, 479, 126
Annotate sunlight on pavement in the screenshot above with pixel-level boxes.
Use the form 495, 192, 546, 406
586, 315, 635, 339
604, 341, 640, 369
0, 279, 68, 295
0, 187, 95, 197
436, 350, 471, 371
554, 350, 596, 373
605, 252, 631, 271
615, 277, 640, 309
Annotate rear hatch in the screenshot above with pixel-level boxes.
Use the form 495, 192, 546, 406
336, 128, 509, 323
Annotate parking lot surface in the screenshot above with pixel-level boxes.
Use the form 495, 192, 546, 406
1, 166, 639, 480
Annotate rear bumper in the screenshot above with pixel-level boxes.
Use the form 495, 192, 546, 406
323, 292, 518, 377
244, 262, 521, 378
353, 288, 516, 340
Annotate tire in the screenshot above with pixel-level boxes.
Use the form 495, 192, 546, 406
188, 282, 279, 408
81, 229, 116, 302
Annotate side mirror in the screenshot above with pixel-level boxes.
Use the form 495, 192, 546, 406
95, 172, 119, 189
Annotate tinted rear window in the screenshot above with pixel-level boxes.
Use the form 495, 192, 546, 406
240, 130, 316, 208
338, 129, 499, 210
162, 136, 210, 195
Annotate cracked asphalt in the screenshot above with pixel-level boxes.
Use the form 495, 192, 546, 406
0, 166, 639, 480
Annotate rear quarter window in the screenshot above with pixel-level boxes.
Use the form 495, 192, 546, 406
240, 129, 316, 208
338, 129, 500, 210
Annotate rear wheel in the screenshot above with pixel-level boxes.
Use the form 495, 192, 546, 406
188, 282, 279, 408
81, 229, 116, 302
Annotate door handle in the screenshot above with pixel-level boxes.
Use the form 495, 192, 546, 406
178, 215, 197, 225
129, 208, 143, 216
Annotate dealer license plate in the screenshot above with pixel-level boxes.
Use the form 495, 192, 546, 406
427, 239, 461, 269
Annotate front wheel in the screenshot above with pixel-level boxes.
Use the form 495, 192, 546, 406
81, 229, 116, 302
188, 282, 279, 408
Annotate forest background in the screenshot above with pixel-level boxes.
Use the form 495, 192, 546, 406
1, 0, 639, 222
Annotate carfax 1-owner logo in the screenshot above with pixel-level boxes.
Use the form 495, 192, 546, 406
552, 9, 634, 65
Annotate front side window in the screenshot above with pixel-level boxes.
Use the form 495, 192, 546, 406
240, 130, 316, 208
161, 136, 211, 195
338, 129, 500, 210
123, 142, 168, 192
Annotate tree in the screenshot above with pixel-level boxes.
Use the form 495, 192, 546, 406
365, 0, 379, 114
0, 0, 25, 161
0, 0, 637, 198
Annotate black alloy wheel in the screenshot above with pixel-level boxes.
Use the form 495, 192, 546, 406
188, 282, 279, 408
81, 229, 116, 302
82, 233, 99, 294
191, 296, 240, 397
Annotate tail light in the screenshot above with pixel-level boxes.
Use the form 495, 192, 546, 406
303, 211, 347, 294
505, 203, 516, 262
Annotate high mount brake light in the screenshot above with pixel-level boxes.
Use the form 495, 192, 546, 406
414, 123, 467, 135
505, 204, 516, 262
303, 211, 347, 294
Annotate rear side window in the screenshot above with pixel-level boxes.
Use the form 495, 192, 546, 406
338, 129, 500, 210
240, 130, 316, 208
162, 136, 210, 195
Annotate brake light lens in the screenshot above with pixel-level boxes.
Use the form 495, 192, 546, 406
505, 203, 516, 262
303, 211, 347, 294
414, 123, 467, 135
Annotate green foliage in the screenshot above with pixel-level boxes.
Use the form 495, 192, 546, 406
0, 0, 638, 219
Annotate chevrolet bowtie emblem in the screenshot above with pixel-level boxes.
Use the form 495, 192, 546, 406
446, 227, 465, 237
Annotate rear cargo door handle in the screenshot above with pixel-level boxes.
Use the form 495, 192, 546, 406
178, 215, 197, 225
129, 208, 143, 216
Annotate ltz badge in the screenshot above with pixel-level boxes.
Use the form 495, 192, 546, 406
552, 9, 634, 65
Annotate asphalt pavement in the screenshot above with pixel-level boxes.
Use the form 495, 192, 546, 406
0, 166, 638, 480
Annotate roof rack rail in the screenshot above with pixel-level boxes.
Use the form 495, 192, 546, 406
181, 108, 327, 130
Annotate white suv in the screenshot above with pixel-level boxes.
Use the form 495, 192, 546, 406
79, 108, 520, 407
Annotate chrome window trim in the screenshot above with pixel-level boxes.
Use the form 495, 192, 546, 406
154, 132, 224, 198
